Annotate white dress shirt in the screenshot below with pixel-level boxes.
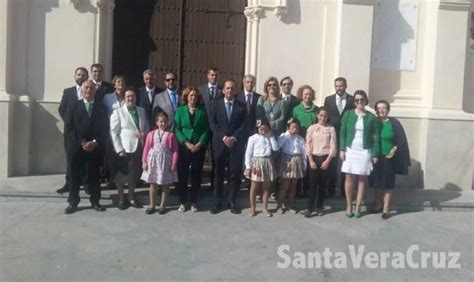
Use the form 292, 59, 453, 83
146, 86, 155, 103
76, 85, 82, 100
245, 133, 279, 169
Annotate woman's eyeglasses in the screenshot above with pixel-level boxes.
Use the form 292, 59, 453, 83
165, 78, 176, 82
267, 83, 277, 87
354, 98, 365, 103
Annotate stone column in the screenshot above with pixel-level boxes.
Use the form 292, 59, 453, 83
244, 5, 264, 77
320, 0, 375, 98
0, 0, 13, 177
93, 0, 115, 81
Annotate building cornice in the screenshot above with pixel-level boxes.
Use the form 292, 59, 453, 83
438, 0, 471, 11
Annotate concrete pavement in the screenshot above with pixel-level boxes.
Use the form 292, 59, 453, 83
0, 175, 473, 281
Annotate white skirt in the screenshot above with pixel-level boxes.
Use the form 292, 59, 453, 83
341, 147, 372, 176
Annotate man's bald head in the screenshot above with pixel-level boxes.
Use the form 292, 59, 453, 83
82, 80, 97, 102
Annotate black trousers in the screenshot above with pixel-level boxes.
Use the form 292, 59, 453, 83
177, 144, 206, 204
307, 155, 329, 211
68, 150, 102, 206
213, 146, 244, 205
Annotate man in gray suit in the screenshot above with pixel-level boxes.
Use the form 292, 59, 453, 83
151, 71, 181, 130
199, 67, 222, 116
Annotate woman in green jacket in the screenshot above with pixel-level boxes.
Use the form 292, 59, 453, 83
292, 85, 319, 138
174, 86, 210, 213
339, 90, 379, 218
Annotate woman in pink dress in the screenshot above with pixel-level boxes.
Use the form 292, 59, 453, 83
141, 112, 179, 215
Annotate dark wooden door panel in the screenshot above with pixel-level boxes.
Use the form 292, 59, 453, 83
113, 0, 246, 90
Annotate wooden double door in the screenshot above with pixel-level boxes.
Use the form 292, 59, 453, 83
113, 0, 247, 90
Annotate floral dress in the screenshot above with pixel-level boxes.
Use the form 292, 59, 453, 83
141, 130, 178, 185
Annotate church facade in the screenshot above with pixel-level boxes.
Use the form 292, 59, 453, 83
0, 0, 472, 190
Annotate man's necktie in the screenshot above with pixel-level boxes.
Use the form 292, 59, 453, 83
226, 102, 232, 122
87, 103, 93, 117
337, 97, 343, 115
209, 86, 215, 99
171, 91, 177, 110
246, 94, 251, 114
148, 90, 153, 104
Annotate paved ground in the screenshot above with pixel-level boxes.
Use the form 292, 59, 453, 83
0, 175, 473, 281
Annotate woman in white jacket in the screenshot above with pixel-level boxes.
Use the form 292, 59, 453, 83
110, 89, 150, 209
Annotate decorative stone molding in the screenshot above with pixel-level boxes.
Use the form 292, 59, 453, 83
342, 0, 376, 5
244, 6, 264, 22
438, 0, 471, 11
93, 0, 115, 14
245, 0, 288, 21
273, 6, 288, 19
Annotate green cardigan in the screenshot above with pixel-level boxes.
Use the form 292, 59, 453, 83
339, 109, 380, 156
292, 102, 319, 137
174, 105, 210, 145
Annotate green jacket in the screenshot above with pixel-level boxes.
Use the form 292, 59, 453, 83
339, 109, 380, 156
292, 102, 319, 137
174, 105, 210, 145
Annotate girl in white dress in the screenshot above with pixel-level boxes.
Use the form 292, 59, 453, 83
276, 119, 307, 214
244, 119, 279, 217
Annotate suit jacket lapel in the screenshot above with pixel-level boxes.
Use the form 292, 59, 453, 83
193, 107, 202, 128
143, 90, 151, 110
125, 107, 139, 131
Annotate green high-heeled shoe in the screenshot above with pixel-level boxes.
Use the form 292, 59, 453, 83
345, 211, 354, 218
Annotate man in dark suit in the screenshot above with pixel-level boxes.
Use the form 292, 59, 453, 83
57, 67, 89, 194
235, 74, 261, 140
280, 76, 300, 121
199, 68, 222, 116
64, 80, 109, 214
151, 71, 181, 130
90, 63, 113, 103
323, 77, 354, 197
198, 68, 222, 192
137, 69, 164, 127
209, 79, 247, 214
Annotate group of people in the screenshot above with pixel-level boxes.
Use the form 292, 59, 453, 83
59, 65, 410, 220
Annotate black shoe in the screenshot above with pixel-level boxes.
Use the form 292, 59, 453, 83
64, 204, 77, 214
106, 182, 116, 190
118, 200, 129, 210
83, 184, 90, 195
129, 200, 142, 209
145, 207, 156, 215
158, 207, 166, 215
92, 203, 106, 212
382, 213, 390, 220
230, 206, 241, 214
210, 203, 222, 214
56, 184, 69, 194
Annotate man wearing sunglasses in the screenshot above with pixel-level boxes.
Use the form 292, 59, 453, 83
280, 76, 300, 121
323, 77, 354, 198
152, 71, 181, 130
